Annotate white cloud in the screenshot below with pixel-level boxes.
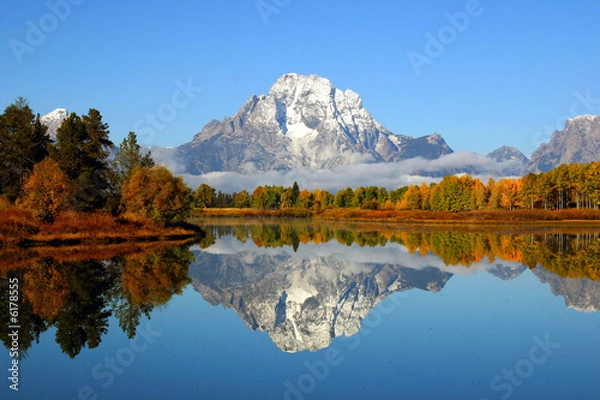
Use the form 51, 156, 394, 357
178, 152, 522, 193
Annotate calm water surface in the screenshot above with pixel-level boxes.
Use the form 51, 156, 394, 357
1, 221, 600, 400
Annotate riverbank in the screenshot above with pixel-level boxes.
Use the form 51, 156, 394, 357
193, 207, 600, 223
0, 208, 203, 246
0, 238, 196, 271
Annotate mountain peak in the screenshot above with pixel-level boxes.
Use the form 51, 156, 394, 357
528, 114, 600, 172
270, 73, 333, 94
567, 114, 599, 123
487, 145, 528, 164
176, 74, 454, 174
40, 108, 68, 140
268, 73, 337, 112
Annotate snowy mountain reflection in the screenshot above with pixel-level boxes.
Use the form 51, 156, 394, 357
189, 222, 600, 352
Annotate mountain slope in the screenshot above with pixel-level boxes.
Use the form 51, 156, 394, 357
527, 115, 600, 172
176, 73, 453, 174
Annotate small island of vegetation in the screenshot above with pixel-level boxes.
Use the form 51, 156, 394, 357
0, 98, 200, 245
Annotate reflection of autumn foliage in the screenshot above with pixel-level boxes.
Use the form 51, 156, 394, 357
236, 223, 600, 280
0, 272, 48, 360
119, 247, 193, 307
23, 259, 69, 319
0, 244, 194, 358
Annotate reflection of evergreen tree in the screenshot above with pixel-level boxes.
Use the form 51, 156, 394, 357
0, 244, 194, 358
198, 229, 216, 249
0, 273, 49, 359
54, 260, 114, 358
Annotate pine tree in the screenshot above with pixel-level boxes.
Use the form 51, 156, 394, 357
50, 109, 114, 211
0, 98, 50, 201
291, 181, 300, 206
114, 132, 154, 182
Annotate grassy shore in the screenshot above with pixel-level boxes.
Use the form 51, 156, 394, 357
0, 239, 196, 271
0, 208, 203, 246
194, 207, 600, 224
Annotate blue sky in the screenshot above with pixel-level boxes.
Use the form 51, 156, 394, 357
1, 0, 599, 156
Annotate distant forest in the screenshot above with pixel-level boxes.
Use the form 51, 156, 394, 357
194, 162, 600, 212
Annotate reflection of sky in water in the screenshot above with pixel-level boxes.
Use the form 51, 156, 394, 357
2, 228, 599, 400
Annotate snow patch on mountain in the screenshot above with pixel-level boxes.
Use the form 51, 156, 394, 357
40, 108, 68, 140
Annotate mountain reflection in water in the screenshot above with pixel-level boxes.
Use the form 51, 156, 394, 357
1, 222, 599, 358
189, 223, 600, 352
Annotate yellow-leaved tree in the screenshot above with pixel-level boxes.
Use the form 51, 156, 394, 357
121, 166, 192, 223
19, 158, 70, 222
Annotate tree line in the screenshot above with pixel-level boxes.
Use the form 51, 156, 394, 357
194, 164, 600, 212
0, 98, 191, 223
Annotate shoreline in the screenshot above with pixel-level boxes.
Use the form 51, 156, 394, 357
193, 208, 600, 224
0, 209, 204, 247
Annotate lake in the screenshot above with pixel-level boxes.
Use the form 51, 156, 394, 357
1, 221, 600, 400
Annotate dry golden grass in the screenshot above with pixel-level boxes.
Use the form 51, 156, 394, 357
193, 207, 600, 224
194, 208, 312, 218
0, 207, 201, 246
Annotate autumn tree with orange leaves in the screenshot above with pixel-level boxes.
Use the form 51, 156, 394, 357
19, 158, 70, 222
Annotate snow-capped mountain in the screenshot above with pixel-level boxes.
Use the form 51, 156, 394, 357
40, 108, 68, 140
527, 114, 600, 172
175, 73, 453, 174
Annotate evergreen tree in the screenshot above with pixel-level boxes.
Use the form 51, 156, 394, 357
0, 98, 50, 201
291, 181, 300, 206
108, 132, 154, 214
113, 132, 154, 182
50, 109, 114, 211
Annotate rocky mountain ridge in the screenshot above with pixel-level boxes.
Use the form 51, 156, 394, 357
176, 73, 453, 174
527, 115, 600, 172
40, 76, 600, 175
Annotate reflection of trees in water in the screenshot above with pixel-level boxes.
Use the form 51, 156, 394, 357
0, 270, 47, 360
0, 245, 193, 359
206, 224, 600, 280
54, 260, 113, 358
110, 247, 193, 338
